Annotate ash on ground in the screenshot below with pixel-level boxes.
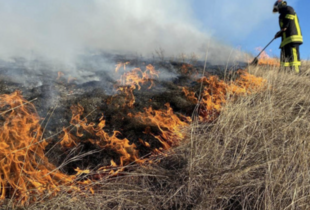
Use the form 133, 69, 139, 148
0, 53, 246, 175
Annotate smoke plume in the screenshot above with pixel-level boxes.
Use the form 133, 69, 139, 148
0, 0, 250, 65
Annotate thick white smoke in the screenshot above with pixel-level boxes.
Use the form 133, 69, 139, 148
0, 0, 247, 64
2, 0, 299, 64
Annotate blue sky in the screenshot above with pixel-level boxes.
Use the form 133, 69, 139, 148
191, 0, 309, 59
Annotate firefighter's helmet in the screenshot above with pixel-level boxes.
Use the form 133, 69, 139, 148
273, 0, 287, 13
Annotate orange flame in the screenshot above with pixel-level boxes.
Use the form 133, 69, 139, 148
181, 64, 199, 78
0, 65, 267, 205
118, 64, 159, 90
184, 71, 267, 121
0, 91, 73, 205
56, 71, 64, 80
74, 167, 90, 176
117, 86, 136, 108
182, 87, 198, 104
60, 104, 143, 168
115, 64, 159, 108
134, 103, 191, 150
115, 62, 130, 73
254, 48, 280, 66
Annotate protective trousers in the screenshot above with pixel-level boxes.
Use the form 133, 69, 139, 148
280, 43, 301, 73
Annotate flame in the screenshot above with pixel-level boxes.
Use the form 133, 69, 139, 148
115, 62, 130, 73
234, 70, 267, 93
117, 86, 136, 108
0, 91, 73, 205
60, 127, 78, 148
56, 71, 64, 80
139, 138, 151, 148
60, 104, 143, 168
134, 103, 191, 150
181, 64, 199, 78
182, 87, 198, 104
114, 64, 159, 108
118, 64, 159, 90
74, 167, 90, 176
62, 69, 266, 174
184, 70, 267, 121
199, 76, 228, 111
254, 48, 280, 66
0, 64, 267, 205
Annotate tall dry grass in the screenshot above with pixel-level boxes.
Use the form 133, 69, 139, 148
6, 62, 310, 210
190, 63, 310, 209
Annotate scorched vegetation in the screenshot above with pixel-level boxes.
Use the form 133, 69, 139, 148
1, 57, 310, 209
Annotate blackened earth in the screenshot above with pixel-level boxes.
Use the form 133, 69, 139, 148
0, 53, 247, 175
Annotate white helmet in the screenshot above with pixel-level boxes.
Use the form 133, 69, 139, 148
273, 0, 287, 13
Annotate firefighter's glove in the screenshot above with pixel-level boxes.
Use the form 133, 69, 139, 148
274, 31, 283, 39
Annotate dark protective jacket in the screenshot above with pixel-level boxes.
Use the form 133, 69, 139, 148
279, 6, 303, 48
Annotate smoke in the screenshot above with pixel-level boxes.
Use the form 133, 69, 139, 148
0, 0, 250, 65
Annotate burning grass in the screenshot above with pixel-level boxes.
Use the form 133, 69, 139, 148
3, 59, 307, 209
28, 63, 310, 210
252, 48, 280, 67
0, 91, 74, 206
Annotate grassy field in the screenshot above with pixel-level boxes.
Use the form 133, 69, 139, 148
6, 62, 310, 210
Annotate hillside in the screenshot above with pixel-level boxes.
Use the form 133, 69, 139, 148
1, 60, 309, 209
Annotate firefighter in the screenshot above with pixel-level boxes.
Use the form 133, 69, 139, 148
273, 0, 303, 73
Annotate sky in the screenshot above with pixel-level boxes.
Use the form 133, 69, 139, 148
192, 0, 309, 59
0, 0, 308, 65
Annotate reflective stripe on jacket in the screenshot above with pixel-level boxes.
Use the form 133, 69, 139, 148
279, 6, 303, 48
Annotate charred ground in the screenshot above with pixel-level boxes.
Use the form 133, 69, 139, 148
0, 54, 246, 176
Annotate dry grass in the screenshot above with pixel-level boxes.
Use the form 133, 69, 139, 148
5, 62, 310, 210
